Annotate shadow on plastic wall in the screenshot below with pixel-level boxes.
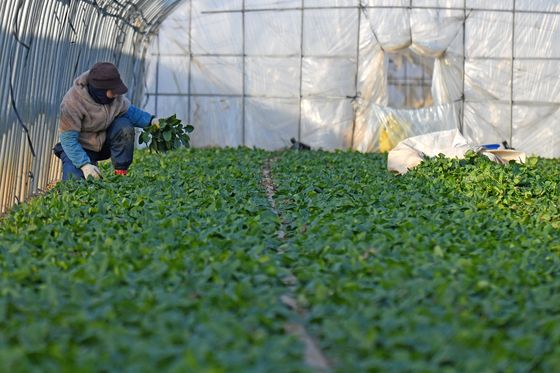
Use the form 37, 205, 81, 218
0, 26, 140, 213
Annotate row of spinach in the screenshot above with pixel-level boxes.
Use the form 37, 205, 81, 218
0, 149, 305, 372
272, 151, 560, 371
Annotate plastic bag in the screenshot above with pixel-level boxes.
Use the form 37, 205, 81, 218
378, 113, 411, 152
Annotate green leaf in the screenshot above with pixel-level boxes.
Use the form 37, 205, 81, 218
140, 115, 195, 152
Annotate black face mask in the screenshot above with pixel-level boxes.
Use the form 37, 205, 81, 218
87, 84, 114, 105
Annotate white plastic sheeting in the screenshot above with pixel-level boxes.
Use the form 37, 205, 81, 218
387, 129, 527, 174
387, 129, 474, 175
145, 0, 560, 157
354, 102, 461, 152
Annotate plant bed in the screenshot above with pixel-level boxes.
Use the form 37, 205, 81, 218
0, 149, 302, 371
0, 148, 559, 371
272, 151, 560, 371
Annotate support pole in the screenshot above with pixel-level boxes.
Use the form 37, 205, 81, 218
350, 1, 362, 149
188, 0, 193, 126
461, 0, 466, 134
297, 0, 304, 142
510, 0, 516, 147
155, 33, 160, 117
242, 0, 246, 146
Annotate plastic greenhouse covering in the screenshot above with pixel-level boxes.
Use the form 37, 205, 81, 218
1, 0, 560, 212
145, 0, 560, 157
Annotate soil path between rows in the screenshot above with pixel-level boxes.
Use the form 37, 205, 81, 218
261, 156, 331, 372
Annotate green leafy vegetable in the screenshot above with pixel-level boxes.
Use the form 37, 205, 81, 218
272, 151, 560, 371
139, 114, 194, 152
0, 149, 559, 371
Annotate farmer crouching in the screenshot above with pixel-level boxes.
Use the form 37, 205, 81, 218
53, 62, 159, 180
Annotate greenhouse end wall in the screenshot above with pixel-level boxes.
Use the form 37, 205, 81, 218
145, 0, 560, 157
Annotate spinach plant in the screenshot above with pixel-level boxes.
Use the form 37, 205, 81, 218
139, 114, 194, 152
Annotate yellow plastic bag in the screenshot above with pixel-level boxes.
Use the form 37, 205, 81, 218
378, 113, 410, 152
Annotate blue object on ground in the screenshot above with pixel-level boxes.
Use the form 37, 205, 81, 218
482, 143, 500, 150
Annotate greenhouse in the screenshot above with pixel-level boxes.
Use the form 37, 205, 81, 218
0, 0, 559, 371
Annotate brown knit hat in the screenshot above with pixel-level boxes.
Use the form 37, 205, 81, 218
87, 62, 128, 94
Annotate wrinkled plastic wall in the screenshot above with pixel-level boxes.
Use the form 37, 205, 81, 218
147, 0, 560, 158
0, 0, 182, 213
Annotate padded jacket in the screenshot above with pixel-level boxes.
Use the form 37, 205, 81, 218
59, 71, 130, 152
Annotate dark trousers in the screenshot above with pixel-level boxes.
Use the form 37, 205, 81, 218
53, 116, 136, 180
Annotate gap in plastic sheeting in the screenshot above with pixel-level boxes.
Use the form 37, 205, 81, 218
386, 49, 434, 109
